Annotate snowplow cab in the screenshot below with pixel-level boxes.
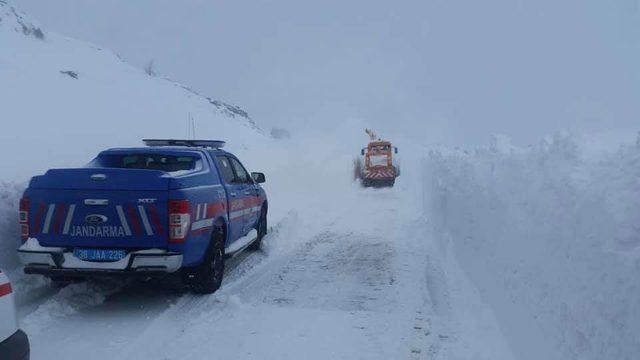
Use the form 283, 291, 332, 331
366, 141, 393, 168
355, 140, 400, 187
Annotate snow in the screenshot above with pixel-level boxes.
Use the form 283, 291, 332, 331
0, 182, 23, 272
21, 281, 118, 336
424, 133, 640, 360
11, 149, 513, 359
19, 238, 62, 252
0, 2, 635, 359
0, 83, 514, 359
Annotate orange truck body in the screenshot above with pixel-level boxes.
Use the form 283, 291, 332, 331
358, 140, 399, 187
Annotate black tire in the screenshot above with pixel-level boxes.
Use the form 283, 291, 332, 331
249, 205, 267, 251
189, 225, 225, 294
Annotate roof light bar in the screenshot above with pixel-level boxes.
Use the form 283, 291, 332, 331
143, 139, 226, 149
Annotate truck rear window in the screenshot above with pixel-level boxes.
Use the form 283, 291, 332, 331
90, 154, 199, 172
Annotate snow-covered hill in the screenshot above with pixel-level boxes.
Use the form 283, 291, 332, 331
0, 1, 264, 182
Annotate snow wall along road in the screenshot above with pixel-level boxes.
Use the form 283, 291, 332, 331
423, 133, 640, 360
0, 183, 22, 271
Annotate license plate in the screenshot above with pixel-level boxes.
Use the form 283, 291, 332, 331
73, 248, 126, 262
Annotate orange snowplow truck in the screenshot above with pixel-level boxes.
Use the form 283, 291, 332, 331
355, 130, 400, 187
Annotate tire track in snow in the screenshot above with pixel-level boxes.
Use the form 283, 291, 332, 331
113, 217, 299, 359
241, 231, 396, 312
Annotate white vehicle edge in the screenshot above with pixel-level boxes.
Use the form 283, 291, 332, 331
0, 270, 30, 360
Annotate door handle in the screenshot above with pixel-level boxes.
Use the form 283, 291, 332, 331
244, 190, 253, 196
229, 192, 237, 197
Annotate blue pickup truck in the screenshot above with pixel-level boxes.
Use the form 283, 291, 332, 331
18, 139, 268, 294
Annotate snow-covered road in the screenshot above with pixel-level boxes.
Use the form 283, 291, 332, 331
17, 157, 513, 360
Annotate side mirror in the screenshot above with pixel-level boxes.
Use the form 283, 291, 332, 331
394, 147, 398, 154
361, 148, 365, 156
251, 172, 266, 184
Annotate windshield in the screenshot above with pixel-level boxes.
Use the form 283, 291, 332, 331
89, 153, 199, 172
370, 145, 390, 154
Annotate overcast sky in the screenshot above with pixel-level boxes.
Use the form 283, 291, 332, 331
18, 0, 640, 146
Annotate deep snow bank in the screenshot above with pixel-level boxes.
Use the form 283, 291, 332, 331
0, 182, 23, 271
424, 133, 640, 360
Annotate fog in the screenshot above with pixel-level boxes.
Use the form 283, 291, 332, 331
19, 0, 640, 146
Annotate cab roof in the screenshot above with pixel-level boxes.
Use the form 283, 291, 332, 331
368, 140, 392, 146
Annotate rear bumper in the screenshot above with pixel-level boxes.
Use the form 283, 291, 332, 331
0, 329, 30, 360
364, 168, 396, 180
362, 178, 395, 187
19, 239, 183, 277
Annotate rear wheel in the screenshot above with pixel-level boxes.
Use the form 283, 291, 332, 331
189, 226, 225, 294
249, 205, 267, 251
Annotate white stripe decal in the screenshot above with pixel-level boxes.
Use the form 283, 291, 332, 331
192, 218, 214, 231
137, 205, 154, 236
62, 204, 76, 235
196, 204, 202, 221
230, 210, 244, 220
202, 204, 207, 219
116, 206, 132, 236
42, 204, 56, 234
229, 206, 261, 220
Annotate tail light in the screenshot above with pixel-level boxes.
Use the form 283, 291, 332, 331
168, 200, 190, 243
19, 197, 29, 242
0, 282, 12, 298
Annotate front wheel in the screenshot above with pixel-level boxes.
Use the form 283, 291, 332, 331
188, 228, 225, 294
249, 206, 267, 251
